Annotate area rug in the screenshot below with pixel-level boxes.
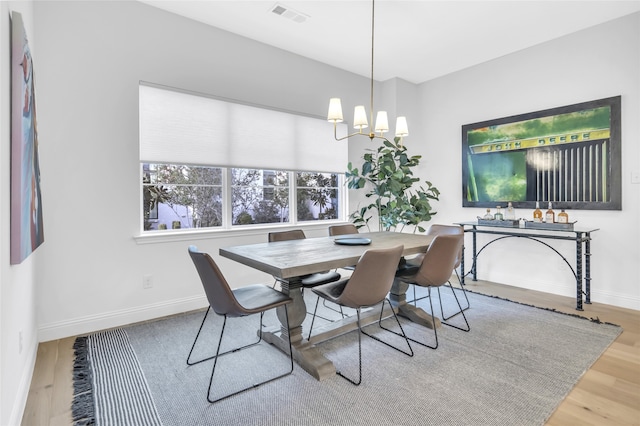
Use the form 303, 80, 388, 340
72, 291, 621, 426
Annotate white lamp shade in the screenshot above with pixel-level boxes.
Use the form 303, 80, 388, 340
327, 98, 344, 122
374, 111, 389, 133
395, 116, 409, 137
353, 105, 368, 130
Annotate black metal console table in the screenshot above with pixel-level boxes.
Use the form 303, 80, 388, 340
455, 221, 599, 311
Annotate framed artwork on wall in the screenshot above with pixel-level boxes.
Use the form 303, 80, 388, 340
11, 11, 44, 264
462, 96, 621, 210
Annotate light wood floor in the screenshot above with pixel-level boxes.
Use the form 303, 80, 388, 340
21, 280, 640, 426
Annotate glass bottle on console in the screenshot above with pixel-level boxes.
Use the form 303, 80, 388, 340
494, 206, 504, 221
483, 208, 493, 220
545, 202, 555, 223
533, 202, 543, 223
557, 209, 569, 224
505, 202, 516, 220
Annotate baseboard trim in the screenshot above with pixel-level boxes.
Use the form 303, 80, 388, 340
511, 281, 640, 311
38, 295, 208, 342
589, 289, 640, 311
462, 274, 640, 311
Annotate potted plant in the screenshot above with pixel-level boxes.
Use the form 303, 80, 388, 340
346, 136, 439, 233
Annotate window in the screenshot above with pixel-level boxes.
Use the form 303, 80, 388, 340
139, 83, 349, 233
143, 164, 223, 231
142, 164, 343, 231
231, 168, 289, 225
296, 172, 339, 221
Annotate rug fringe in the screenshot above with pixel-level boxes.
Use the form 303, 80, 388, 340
463, 288, 621, 327
72, 336, 96, 425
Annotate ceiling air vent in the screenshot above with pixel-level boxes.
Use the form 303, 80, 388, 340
271, 3, 308, 24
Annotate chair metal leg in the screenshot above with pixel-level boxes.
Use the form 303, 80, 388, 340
322, 298, 346, 318
205, 314, 230, 402
334, 301, 414, 386
304, 288, 345, 322
407, 271, 469, 313
335, 308, 363, 386
440, 270, 470, 320
407, 284, 430, 306
405, 287, 439, 350
207, 305, 294, 403
187, 307, 262, 366
307, 296, 321, 340
307, 295, 349, 340
187, 305, 294, 403
455, 269, 471, 309
186, 307, 213, 365
438, 284, 470, 332
367, 298, 414, 357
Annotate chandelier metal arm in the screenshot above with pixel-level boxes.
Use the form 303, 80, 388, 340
332, 123, 386, 142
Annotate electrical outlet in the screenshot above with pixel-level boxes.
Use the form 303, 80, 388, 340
143, 275, 153, 289
18, 331, 23, 354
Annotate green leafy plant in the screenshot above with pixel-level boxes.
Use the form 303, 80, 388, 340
346, 136, 440, 233
142, 174, 169, 230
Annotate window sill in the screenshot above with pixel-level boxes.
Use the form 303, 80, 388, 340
133, 221, 353, 245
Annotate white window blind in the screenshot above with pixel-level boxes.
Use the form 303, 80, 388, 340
139, 84, 348, 173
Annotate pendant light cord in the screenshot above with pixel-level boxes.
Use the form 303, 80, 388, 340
369, 0, 375, 134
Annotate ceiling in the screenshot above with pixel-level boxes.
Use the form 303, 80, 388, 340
139, 0, 640, 84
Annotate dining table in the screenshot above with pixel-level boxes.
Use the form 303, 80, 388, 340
219, 230, 435, 380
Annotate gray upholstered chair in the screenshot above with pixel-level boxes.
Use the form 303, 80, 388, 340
395, 234, 470, 350
307, 245, 413, 385
406, 224, 470, 317
268, 229, 342, 289
328, 223, 359, 237
427, 224, 469, 315
186, 246, 294, 403
268, 229, 343, 320
328, 224, 359, 275
268, 229, 306, 242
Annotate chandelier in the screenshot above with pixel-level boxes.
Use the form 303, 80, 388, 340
327, 0, 408, 143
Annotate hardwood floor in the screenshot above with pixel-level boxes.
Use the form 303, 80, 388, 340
21, 280, 640, 426
467, 281, 640, 426
21, 336, 76, 426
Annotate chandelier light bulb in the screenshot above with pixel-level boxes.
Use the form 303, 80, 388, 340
395, 116, 409, 137
353, 106, 369, 130
374, 111, 389, 134
327, 98, 344, 123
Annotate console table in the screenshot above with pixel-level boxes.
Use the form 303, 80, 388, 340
455, 222, 598, 311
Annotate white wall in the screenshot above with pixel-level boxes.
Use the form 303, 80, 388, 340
418, 12, 640, 309
30, 0, 371, 344
1, 2, 41, 425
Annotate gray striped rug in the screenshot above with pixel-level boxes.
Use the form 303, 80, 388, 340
72, 291, 622, 425
72, 329, 162, 426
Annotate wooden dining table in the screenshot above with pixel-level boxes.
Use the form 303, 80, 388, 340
219, 231, 435, 380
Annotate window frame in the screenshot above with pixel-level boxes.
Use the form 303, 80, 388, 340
138, 163, 349, 242
138, 83, 350, 243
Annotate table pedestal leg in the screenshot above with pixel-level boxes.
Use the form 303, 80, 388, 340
389, 278, 441, 329
261, 277, 336, 381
